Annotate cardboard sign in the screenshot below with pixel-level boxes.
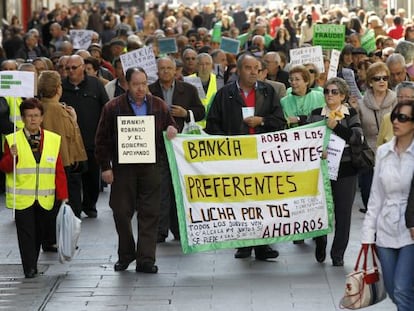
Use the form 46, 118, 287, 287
70, 29, 93, 50
0, 71, 35, 97
120, 46, 158, 84
158, 37, 178, 54
313, 24, 346, 51
220, 37, 241, 55
117, 116, 156, 163
290, 46, 325, 73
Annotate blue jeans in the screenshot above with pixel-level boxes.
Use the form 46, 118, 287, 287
377, 245, 414, 311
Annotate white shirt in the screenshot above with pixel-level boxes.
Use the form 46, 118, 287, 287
361, 136, 414, 248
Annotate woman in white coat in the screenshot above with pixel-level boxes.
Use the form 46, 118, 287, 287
361, 101, 414, 311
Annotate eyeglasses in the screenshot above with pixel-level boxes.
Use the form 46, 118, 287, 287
372, 75, 389, 82
323, 88, 340, 95
397, 95, 414, 100
65, 64, 82, 71
185, 57, 196, 61
391, 112, 414, 123
308, 69, 316, 74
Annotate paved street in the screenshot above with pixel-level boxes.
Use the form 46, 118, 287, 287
0, 189, 395, 311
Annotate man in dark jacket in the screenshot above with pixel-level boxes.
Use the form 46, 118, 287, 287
15, 32, 44, 60
60, 55, 109, 218
149, 56, 205, 243
206, 53, 286, 260
95, 67, 177, 273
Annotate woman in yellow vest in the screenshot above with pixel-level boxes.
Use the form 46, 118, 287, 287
0, 98, 68, 278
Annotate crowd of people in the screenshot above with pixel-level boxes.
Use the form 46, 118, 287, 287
0, 1, 413, 309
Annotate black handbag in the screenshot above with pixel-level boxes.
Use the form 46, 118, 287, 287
349, 137, 375, 172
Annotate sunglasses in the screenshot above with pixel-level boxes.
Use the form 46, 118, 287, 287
372, 75, 389, 82
65, 64, 82, 71
391, 112, 414, 123
323, 88, 340, 95
308, 69, 316, 74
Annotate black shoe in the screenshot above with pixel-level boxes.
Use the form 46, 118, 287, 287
83, 208, 97, 218
359, 208, 367, 214
315, 237, 327, 263
157, 236, 166, 243
332, 258, 344, 266
42, 244, 58, 252
293, 239, 305, 245
136, 262, 158, 274
114, 259, 134, 271
24, 268, 37, 278
254, 246, 279, 261
234, 247, 252, 259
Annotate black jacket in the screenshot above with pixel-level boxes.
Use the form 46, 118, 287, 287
205, 81, 286, 135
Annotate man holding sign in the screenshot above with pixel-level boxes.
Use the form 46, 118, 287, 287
95, 67, 177, 274
206, 53, 286, 260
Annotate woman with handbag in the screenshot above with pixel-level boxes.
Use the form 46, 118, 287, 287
356, 62, 397, 213
309, 77, 363, 266
361, 101, 414, 310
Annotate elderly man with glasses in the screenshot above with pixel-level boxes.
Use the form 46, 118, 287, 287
60, 55, 109, 219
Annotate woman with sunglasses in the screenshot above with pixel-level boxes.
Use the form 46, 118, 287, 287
309, 77, 363, 266
357, 62, 397, 213
361, 101, 414, 310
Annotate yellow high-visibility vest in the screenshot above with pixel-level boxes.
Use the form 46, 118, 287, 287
189, 73, 217, 128
6, 96, 24, 130
5, 129, 61, 210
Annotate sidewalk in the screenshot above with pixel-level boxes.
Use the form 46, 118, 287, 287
0, 190, 395, 311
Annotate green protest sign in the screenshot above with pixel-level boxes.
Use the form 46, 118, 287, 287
361, 29, 376, 54
313, 24, 346, 50
164, 121, 334, 254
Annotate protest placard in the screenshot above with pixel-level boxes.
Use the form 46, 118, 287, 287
158, 37, 178, 54
164, 121, 333, 253
326, 134, 345, 180
220, 37, 241, 55
361, 29, 376, 54
313, 24, 345, 50
327, 49, 341, 80
120, 46, 158, 84
342, 68, 362, 99
183, 76, 206, 99
290, 46, 325, 73
70, 29, 93, 50
117, 116, 155, 163
0, 71, 35, 98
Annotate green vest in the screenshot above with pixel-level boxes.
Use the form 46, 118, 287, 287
5, 130, 61, 210
281, 90, 326, 119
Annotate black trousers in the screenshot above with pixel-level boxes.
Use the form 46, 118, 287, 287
15, 202, 50, 274
158, 158, 179, 239
81, 150, 100, 211
315, 174, 357, 260
109, 163, 160, 265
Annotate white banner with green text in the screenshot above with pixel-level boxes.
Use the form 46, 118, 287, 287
164, 121, 333, 254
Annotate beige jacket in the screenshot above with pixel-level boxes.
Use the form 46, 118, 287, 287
41, 97, 87, 167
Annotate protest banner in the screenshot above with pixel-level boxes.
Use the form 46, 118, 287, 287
70, 29, 93, 50
220, 37, 241, 55
290, 46, 325, 73
120, 46, 158, 84
313, 24, 345, 50
164, 121, 333, 254
342, 68, 362, 99
183, 76, 206, 99
158, 37, 178, 54
117, 116, 155, 163
0, 71, 35, 98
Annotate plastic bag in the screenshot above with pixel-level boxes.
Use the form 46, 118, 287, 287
56, 202, 81, 263
181, 110, 205, 134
